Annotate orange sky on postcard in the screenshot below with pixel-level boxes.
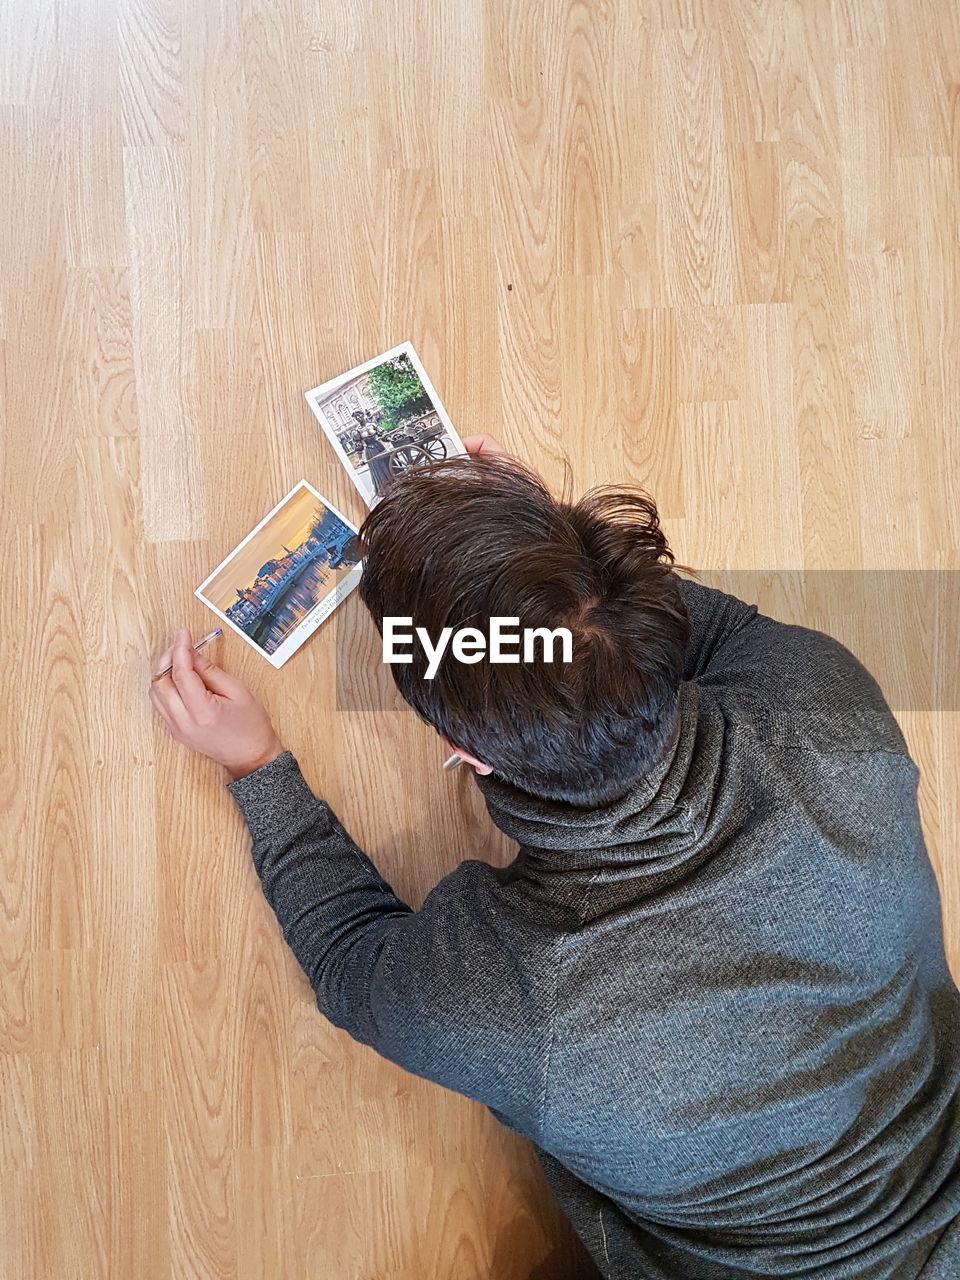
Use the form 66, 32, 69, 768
201, 487, 330, 612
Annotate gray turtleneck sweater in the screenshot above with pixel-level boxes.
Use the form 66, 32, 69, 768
227, 578, 960, 1279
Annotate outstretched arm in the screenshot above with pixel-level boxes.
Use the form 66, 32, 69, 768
148, 631, 544, 1128
148, 631, 416, 1041
225, 748, 416, 1040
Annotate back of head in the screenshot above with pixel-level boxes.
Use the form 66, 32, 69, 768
358, 454, 690, 808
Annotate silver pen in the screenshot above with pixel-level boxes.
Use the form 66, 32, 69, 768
151, 628, 223, 683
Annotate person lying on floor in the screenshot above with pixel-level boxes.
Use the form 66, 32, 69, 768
150, 436, 960, 1280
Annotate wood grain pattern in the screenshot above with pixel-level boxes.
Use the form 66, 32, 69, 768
2, 1, 958, 1276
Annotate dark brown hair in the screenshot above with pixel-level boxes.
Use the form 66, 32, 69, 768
358, 454, 689, 807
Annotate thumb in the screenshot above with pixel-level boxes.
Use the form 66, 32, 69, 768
193, 647, 244, 698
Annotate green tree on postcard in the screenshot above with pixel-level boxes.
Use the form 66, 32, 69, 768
366, 353, 431, 430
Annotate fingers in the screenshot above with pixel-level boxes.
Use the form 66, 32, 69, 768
462, 433, 507, 458
170, 628, 212, 718
151, 626, 245, 723
149, 682, 171, 727
192, 648, 244, 698
149, 681, 187, 740
150, 630, 186, 722
152, 641, 175, 679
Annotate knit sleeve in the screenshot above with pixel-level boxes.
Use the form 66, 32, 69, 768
227, 750, 545, 1134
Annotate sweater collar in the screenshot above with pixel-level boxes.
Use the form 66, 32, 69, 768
472, 682, 728, 867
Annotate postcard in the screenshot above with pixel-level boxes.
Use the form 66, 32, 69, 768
304, 341, 466, 508
196, 481, 362, 668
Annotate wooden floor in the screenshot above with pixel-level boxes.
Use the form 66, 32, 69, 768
2, 0, 958, 1276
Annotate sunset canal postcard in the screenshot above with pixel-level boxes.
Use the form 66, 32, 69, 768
196, 481, 362, 668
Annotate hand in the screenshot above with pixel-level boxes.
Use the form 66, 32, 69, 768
150, 629, 284, 781
461, 433, 509, 459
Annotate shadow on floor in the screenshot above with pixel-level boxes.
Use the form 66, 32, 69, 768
489, 1227, 604, 1280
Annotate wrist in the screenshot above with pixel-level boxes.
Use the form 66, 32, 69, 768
225, 739, 285, 782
